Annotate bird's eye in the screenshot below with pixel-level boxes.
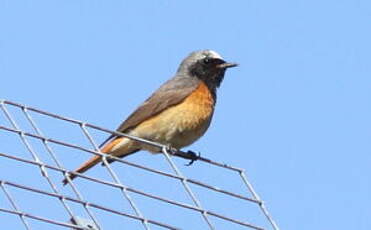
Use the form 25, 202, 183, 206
203, 57, 211, 64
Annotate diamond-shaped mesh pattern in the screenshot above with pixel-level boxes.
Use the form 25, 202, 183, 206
0, 100, 279, 230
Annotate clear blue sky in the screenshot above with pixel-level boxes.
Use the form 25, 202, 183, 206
1, 1, 370, 230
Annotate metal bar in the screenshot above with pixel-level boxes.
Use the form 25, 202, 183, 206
0, 180, 181, 230
20, 107, 102, 229
239, 171, 280, 230
0, 102, 80, 225
0, 99, 280, 230
2, 100, 245, 172
79, 124, 151, 230
0, 182, 32, 230
161, 147, 215, 230
0, 152, 264, 230
0, 125, 259, 204
0, 207, 93, 230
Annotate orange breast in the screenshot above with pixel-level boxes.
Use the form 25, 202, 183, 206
178, 81, 215, 128
132, 81, 215, 150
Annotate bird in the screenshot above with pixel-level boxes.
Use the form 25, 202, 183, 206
63, 50, 237, 184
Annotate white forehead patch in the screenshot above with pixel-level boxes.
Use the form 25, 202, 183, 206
205, 50, 223, 60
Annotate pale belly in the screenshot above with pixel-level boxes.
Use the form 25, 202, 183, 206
131, 104, 214, 152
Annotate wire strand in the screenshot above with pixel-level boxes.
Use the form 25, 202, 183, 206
0, 99, 279, 230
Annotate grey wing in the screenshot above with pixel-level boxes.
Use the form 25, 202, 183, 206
99, 75, 200, 148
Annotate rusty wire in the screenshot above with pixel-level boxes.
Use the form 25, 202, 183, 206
0, 99, 279, 230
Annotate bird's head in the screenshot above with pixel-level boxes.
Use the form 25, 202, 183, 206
177, 50, 238, 89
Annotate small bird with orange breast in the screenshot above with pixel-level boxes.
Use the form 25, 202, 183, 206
63, 50, 237, 184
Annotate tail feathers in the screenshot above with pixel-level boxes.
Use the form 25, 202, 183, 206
63, 137, 133, 185
62, 155, 102, 185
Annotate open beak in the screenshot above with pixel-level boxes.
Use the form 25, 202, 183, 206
217, 62, 238, 69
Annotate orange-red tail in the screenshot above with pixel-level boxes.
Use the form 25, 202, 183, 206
62, 137, 125, 185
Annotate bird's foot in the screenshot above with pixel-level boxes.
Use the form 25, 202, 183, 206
163, 145, 200, 166
184, 150, 201, 166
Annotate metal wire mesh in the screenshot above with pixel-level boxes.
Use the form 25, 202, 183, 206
0, 99, 280, 230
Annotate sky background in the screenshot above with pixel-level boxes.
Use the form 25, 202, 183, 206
1, 1, 371, 230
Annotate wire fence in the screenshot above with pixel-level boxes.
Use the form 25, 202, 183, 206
0, 99, 279, 230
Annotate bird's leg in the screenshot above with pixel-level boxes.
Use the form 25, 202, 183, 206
164, 144, 178, 155
163, 145, 200, 165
